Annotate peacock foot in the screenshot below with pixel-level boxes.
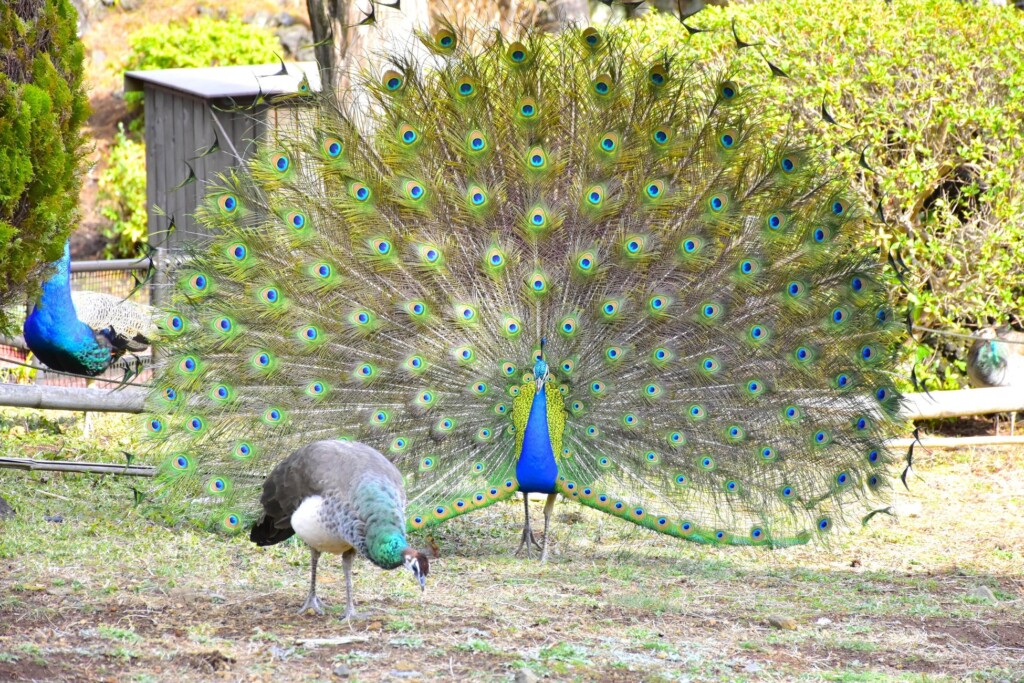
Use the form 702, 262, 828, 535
514, 525, 543, 558
297, 592, 326, 616
341, 606, 359, 620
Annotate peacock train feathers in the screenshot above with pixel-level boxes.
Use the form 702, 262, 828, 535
143, 21, 907, 548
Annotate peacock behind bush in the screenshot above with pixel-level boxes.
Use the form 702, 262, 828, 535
23, 240, 154, 377
144, 21, 907, 556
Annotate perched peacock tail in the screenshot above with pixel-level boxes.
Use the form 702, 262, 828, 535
144, 20, 907, 546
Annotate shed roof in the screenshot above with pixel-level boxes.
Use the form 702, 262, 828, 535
125, 62, 321, 100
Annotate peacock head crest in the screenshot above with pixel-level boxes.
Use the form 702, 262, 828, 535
402, 548, 430, 591
533, 338, 549, 390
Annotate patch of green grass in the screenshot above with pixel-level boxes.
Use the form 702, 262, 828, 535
832, 639, 881, 653
539, 642, 590, 665
455, 639, 498, 654
97, 625, 142, 643
387, 619, 415, 632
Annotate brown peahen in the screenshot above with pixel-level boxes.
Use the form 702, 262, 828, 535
250, 440, 429, 618
967, 326, 1024, 434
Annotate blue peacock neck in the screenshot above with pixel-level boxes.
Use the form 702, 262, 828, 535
513, 357, 565, 494
516, 384, 559, 493
36, 241, 75, 313
22, 241, 112, 377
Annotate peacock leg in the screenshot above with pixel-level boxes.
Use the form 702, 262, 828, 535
298, 548, 326, 615
515, 494, 543, 557
341, 548, 358, 620
82, 378, 94, 438
1011, 412, 1017, 436
540, 493, 557, 562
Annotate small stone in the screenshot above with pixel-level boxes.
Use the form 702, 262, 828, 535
333, 664, 351, 678
45, 514, 64, 523
514, 670, 539, 683
969, 585, 997, 603
767, 616, 798, 630
815, 617, 833, 626
245, 10, 273, 27
274, 11, 297, 26
0, 495, 14, 520
276, 24, 315, 60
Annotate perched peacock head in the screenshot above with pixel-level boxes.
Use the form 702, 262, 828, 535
402, 548, 430, 591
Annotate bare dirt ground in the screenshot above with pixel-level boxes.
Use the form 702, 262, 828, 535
1, 411, 1022, 682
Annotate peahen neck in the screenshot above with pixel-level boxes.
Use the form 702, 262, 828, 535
354, 477, 410, 570
515, 385, 559, 494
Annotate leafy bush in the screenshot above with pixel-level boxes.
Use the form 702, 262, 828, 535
98, 126, 147, 259
620, 0, 1024, 388
0, 0, 89, 335
122, 16, 282, 107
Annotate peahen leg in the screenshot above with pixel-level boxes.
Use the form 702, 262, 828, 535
540, 493, 557, 562
515, 494, 543, 558
298, 548, 325, 615
341, 548, 357, 620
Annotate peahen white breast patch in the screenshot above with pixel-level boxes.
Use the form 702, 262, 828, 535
291, 496, 353, 555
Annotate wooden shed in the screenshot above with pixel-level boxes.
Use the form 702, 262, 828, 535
124, 62, 321, 300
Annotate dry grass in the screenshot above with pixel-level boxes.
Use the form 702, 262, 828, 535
1, 409, 1022, 682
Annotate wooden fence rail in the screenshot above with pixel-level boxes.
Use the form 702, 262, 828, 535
5, 383, 1021, 420
0, 385, 1021, 477
0, 383, 146, 413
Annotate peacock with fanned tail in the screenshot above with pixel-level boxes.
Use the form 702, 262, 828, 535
143, 22, 907, 559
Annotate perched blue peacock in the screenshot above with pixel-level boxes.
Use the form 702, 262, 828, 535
144, 22, 907, 556
24, 241, 153, 377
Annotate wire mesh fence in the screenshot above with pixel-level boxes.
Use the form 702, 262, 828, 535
0, 260, 155, 389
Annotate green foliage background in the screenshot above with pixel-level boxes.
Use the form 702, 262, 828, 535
98, 125, 146, 259
621, 0, 1024, 388
0, 0, 89, 335
121, 15, 282, 108
99, 16, 282, 258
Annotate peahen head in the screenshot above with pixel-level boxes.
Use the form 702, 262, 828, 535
401, 548, 430, 591
976, 329, 1006, 371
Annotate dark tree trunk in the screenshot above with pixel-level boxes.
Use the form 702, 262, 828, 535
306, 0, 429, 89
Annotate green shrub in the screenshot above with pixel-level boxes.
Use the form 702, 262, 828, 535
98, 126, 147, 259
619, 0, 1024, 389
122, 16, 282, 107
0, 0, 89, 335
